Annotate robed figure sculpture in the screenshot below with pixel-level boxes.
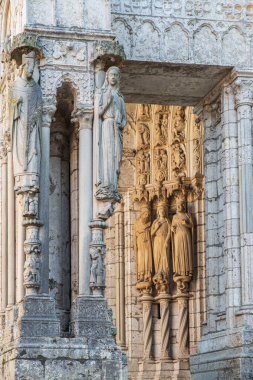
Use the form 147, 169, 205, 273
134, 203, 153, 285
11, 50, 42, 190
151, 201, 171, 277
95, 66, 127, 201
171, 198, 193, 283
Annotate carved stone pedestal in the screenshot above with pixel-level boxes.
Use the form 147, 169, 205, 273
71, 295, 116, 339
0, 295, 127, 379
70, 296, 127, 379
16, 295, 60, 338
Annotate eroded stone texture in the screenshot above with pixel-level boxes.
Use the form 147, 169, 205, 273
1, 1, 253, 379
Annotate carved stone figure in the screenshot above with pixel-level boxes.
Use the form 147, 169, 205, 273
90, 246, 105, 290
137, 122, 150, 149
171, 198, 193, 281
95, 66, 127, 200
134, 203, 153, 284
11, 50, 42, 190
151, 201, 171, 276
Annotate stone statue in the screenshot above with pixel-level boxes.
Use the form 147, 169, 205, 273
95, 66, 127, 200
134, 203, 153, 284
171, 198, 193, 281
151, 200, 171, 276
11, 50, 42, 190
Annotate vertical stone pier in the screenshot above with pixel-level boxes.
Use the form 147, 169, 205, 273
191, 73, 253, 379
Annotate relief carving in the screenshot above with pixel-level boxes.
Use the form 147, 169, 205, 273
154, 148, 168, 184
136, 151, 150, 187
171, 107, 187, 179
137, 122, 150, 150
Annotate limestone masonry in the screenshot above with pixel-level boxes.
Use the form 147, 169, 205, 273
0, 1, 253, 379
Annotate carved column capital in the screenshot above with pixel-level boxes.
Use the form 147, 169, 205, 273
233, 79, 253, 108
4, 130, 12, 152
0, 140, 7, 162
73, 108, 94, 131
42, 103, 57, 128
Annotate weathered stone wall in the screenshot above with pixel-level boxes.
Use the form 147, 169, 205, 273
112, 0, 253, 68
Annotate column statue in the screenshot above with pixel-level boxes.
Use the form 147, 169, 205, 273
134, 203, 153, 286
11, 50, 42, 190
171, 197, 193, 288
95, 66, 127, 201
151, 200, 171, 288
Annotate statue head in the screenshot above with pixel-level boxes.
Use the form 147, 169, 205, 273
21, 51, 36, 80
175, 194, 186, 213
106, 66, 121, 88
157, 200, 168, 218
140, 202, 150, 223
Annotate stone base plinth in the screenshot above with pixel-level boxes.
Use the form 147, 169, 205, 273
0, 337, 127, 380
0, 295, 127, 379
191, 328, 253, 380
71, 295, 116, 339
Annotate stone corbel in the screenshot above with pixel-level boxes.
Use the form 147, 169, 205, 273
233, 78, 253, 109
90, 39, 126, 69
7, 32, 43, 66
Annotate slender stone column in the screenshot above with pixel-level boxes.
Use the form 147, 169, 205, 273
222, 85, 241, 327
16, 194, 25, 302
140, 291, 153, 360
1, 150, 7, 310
233, 78, 253, 310
177, 294, 190, 359
40, 104, 57, 293
0, 146, 2, 312
77, 108, 93, 295
70, 124, 79, 302
6, 134, 15, 306
157, 293, 170, 359
49, 131, 64, 307
115, 203, 126, 348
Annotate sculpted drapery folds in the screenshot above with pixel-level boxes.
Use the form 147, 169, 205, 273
11, 50, 42, 190
134, 203, 153, 284
171, 197, 193, 284
151, 201, 171, 277
95, 66, 127, 201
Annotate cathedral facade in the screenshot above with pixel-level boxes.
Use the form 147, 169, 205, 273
0, 1, 253, 379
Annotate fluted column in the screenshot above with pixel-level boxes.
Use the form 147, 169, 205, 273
77, 108, 93, 295
233, 78, 253, 311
